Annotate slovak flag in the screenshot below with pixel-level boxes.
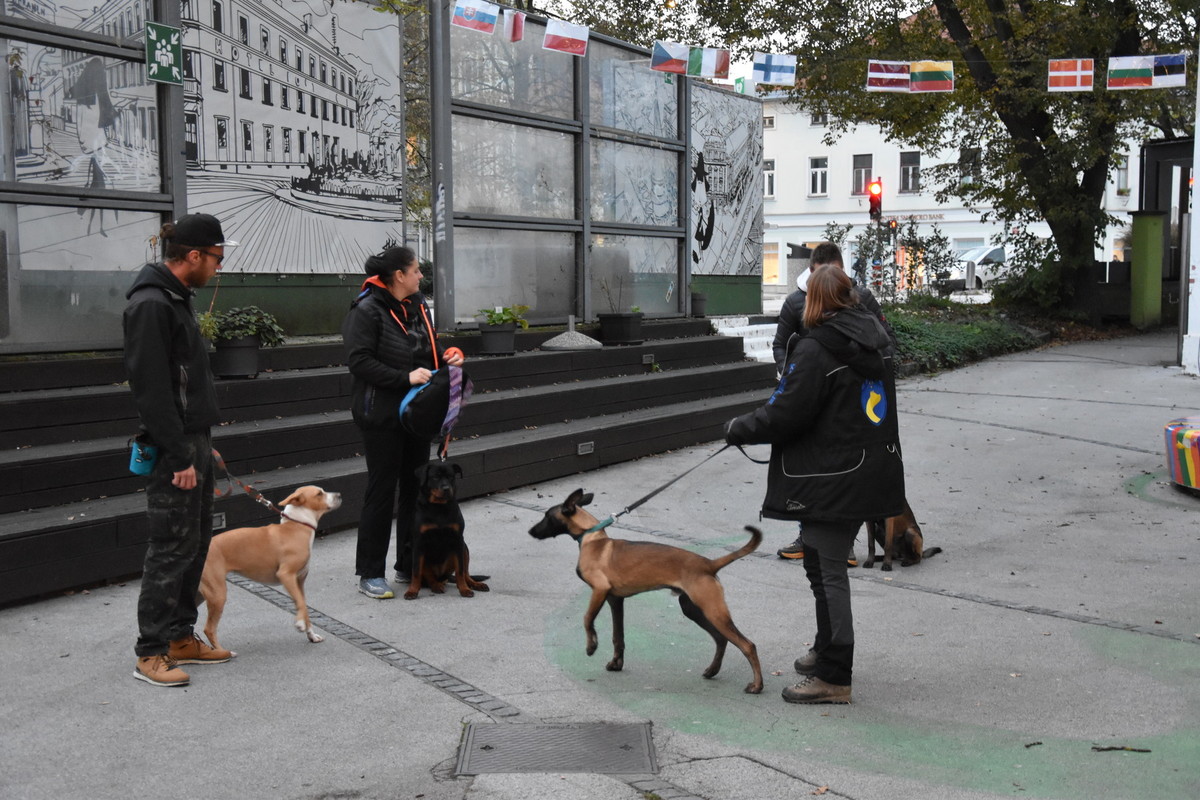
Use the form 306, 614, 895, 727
450, 0, 498, 34
502, 9, 525, 42
543, 18, 589, 57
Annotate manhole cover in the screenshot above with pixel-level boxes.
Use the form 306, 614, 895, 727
455, 722, 657, 775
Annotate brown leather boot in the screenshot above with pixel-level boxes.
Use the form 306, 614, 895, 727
782, 675, 852, 704
169, 633, 233, 664
134, 654, 190, 687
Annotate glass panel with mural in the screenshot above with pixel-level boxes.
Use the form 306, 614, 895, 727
590, 233, 678, 316
452, 227, 574, 325
4, 0, 148, 44
450, 18, 573, 120
0, 204, 163, 352
453, 116, 575, 219
589, 139, 678, 227
588, 41, 678, 139
4, 42, 161, 194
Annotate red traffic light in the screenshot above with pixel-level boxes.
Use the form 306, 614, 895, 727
867, 180, 882, 196
867, 178, 882, 220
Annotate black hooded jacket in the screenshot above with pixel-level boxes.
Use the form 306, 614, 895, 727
342, 280, 446, 430
727, 306, 905, 522
123, 262, 220, 472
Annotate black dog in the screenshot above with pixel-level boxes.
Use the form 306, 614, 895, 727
404, 462, 488, 600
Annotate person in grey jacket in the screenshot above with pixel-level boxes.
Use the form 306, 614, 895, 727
342, 247, 464, 599
124, 213, 238, 687
726, 265, 905, 704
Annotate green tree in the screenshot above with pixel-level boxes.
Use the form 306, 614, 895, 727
545, 0, 1197, 308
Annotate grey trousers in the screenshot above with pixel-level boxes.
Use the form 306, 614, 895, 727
800, 519, 860, 685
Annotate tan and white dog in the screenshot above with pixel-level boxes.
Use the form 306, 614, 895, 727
199, 485, 341, 650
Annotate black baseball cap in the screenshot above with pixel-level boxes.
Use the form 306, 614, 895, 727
172, 213, 239, 248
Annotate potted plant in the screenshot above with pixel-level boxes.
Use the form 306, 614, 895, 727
477, 305, 529, 355
596, 277, 643, 346
197, 305, 285, 378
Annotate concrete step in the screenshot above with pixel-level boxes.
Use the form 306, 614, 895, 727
711, 316, 779, 365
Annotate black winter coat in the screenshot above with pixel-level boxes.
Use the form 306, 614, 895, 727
123, 263, 220, 473
729, 306, 905, 523
342, 281, 445, 430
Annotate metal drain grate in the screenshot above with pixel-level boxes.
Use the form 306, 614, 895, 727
455, 722, 657, 776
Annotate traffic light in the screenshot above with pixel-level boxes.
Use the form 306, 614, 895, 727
867, 179, 883, 221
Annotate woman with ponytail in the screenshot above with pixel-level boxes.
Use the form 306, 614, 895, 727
342, 247, 465, 599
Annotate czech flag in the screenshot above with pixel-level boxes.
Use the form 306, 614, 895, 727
650, 41, 690, 74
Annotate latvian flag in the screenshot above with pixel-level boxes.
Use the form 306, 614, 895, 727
650, 41, 690, 74
1107, 53, 1187, 90
543, 18, 589, 57
909, 60, 953, 92
866, 60, 909, 92
450, 0, 498, 34
687, 47, 730, 79
1047, 58, 1094, 92
752, 52, 796, 85
502, 9, 525, 42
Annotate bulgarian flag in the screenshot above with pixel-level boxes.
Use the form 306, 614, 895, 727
1047, 58, 1094, 92
650, 41, 690, 74
866, 60, 910, 92
1108, 53, 1187, 89
543, 18, 589, 57
450, 0, 498, 34
909, 60, 953, 92
687, 47, 730, 79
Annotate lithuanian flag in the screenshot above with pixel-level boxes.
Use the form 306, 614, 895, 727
909, 60, 954, 92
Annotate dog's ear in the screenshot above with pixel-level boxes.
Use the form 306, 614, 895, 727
564, 488, 585, 514
279, 488, 306, 507
580, 492, 593, 506
452, 462, 463, 478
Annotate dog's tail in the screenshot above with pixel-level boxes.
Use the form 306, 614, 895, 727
921, 546, 943, 559
710, 526, 763, 572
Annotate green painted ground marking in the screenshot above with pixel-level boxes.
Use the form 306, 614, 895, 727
1124, 470, 1198, 509
543, 585, 1200, 799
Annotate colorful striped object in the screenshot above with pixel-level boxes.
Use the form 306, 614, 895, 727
909, 60, 953, 92
1164, 417, 1200, 490
866, 60, 910, 92
1047, 58, 1094, 92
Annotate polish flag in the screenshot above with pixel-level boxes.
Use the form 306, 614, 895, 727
543, 18, 589, 57
502, 9, 525, 43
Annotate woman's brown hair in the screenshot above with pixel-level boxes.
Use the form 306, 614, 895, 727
802, 264, 857, 329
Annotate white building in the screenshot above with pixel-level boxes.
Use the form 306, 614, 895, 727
758, 94, 1138, 302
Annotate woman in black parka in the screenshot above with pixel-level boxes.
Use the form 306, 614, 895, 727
343, 247, 464, 599
726, 265, 904, 704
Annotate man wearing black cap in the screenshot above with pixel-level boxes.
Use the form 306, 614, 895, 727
123, 213, 238, 687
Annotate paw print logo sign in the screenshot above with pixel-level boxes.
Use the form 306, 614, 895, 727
144, 23, 183, 85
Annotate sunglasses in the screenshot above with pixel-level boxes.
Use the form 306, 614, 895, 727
199, 249, 225, 264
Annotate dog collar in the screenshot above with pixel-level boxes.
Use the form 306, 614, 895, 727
280, 511, 317, 531
576, 516, 614, 538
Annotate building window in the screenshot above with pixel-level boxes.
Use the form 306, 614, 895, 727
215, 117, 228, 149
763, 115, 775, 130
296, 92, 305, 114
260, 26, 270, 53
1115, 153, 1130, 195
242, 121, 253, 157
182, 0, 195, 21
264, 125, 273, 157
239, 68, 252, 99
309, 56, 316, 78
900, 151, 921, 193
809, 157, 828, 196
811, 112, 827, 126
280, 86, 289, 109
763, 242, 782, 285
320, 61, 328, 83
282, 128, 291, 154
852, 154, 872, 195
211, 0, 223, 32
299, 131, 307, 155
262, 78, 272, 105
238, 14, 248, 45
279, 38, 288, 64
763, 159, 775, 198
322, 100, 329, 121
213, 59, 226, 91
348, 78, 354, 95
311, 97, 318, 118
183, 49, 197, 80
959, 147, 981, 186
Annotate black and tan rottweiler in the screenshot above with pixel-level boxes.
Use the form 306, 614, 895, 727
863, 499, 942, 571
405, 462, 489, 600
528, 488, 764, 694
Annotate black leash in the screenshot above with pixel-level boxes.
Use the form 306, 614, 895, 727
211, 448, 283, 516
584, 442, 768, 533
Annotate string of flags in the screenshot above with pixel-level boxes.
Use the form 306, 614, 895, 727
449, 2, 1190, 94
